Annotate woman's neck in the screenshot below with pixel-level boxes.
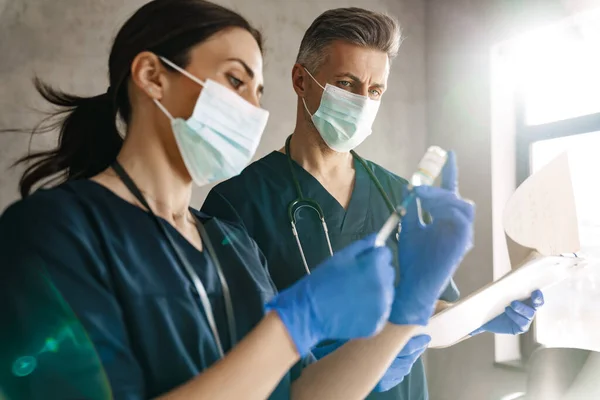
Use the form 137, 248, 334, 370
118, 139, 192, 216
109, 114, 194, 221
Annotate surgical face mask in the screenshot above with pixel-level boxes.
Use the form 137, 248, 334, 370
302, 68, 381, 153
153, 57, 269, 186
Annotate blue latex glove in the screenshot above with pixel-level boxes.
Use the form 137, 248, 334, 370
471, 290, 544, 336
266, 235, 395, 356
441, 151, 459, 194
390, 152, 475, 326
373, 335, 431, 393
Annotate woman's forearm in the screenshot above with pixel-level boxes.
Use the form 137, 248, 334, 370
291, 323, 418, 400
156, 312, 299, 400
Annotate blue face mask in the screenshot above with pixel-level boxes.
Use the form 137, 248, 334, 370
154, 57, 269, 186
302, 68, 381, 153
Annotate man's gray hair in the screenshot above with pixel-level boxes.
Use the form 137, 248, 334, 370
296, 7, 402, 73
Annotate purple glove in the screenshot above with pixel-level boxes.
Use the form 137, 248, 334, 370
471, 290, 544, 336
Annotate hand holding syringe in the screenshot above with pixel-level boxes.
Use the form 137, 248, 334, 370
375, 146, 449, 247
374, 186, 416, 247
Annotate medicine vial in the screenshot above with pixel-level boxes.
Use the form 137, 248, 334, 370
409, 146, 448, 225
411, 146, 448, 187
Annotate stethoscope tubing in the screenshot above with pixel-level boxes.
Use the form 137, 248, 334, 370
284, 135, 397, 274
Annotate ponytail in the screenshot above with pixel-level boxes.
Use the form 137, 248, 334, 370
13, 78, 123, 198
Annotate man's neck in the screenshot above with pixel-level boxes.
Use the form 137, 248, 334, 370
286, 127, 354, 181
284, 125, 357, 210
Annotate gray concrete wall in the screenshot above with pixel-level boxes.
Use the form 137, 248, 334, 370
424, 1, 586, 399
0, 0, 427, 211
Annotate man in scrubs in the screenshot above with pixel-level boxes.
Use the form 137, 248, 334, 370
203, 7, 543, 399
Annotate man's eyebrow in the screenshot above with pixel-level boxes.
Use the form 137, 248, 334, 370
335, 72, 362, 82
227, 58, 255, 79
335, 72, 385, 89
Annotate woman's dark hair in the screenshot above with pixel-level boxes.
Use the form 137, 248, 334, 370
12, 0, 263, 197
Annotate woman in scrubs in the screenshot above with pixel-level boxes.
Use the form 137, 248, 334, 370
0, 1, 474, 399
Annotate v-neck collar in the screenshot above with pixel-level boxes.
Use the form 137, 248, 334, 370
266, 151, 372, 234
342, 156, 371, 232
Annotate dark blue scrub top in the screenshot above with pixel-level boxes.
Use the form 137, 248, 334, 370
0, 180, 306, 400
203, 151, 461, 400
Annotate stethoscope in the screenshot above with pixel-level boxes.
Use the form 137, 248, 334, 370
285, 135, 398, 275
112, 161, 236, 359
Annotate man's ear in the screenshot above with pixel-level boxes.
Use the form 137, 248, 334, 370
292, 63, 308, 98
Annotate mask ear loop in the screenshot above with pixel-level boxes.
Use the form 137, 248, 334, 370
303, 67, 325, 90
153, 98, 175, 122
153, 56, 209, 122
159, 56, 206, 88
301, 98, 314, 118
301, 67, 325, 118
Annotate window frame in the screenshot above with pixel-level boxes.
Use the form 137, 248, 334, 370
514, 97, 600, 363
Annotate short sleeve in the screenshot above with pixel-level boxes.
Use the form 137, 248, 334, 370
290, 352, 316, 382
0, 196, 145, 399
249, 234, 315, 383
439, 279, 461, 302
202, 189, 248, 230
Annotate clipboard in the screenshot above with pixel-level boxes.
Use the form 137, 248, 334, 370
420, 253, 588, 348
419, 153, 588, 348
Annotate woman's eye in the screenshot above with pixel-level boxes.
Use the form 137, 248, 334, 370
228, 74, 244, 89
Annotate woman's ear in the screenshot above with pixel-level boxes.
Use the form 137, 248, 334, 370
131, 52, 167, 100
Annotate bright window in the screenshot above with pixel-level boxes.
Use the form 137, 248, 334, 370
510, 8, 600, 125
493, 5, 600, 366
530, 132, 600, 352
530, 131, 600, 258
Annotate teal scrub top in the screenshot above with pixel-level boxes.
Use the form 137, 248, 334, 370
203, 151, 460, 400
0, 180, 309, 400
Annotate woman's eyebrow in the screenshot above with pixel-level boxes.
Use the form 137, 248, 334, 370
227, 58, 255, 78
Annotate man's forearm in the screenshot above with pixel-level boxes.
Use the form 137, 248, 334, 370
291, 324, 418, 400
